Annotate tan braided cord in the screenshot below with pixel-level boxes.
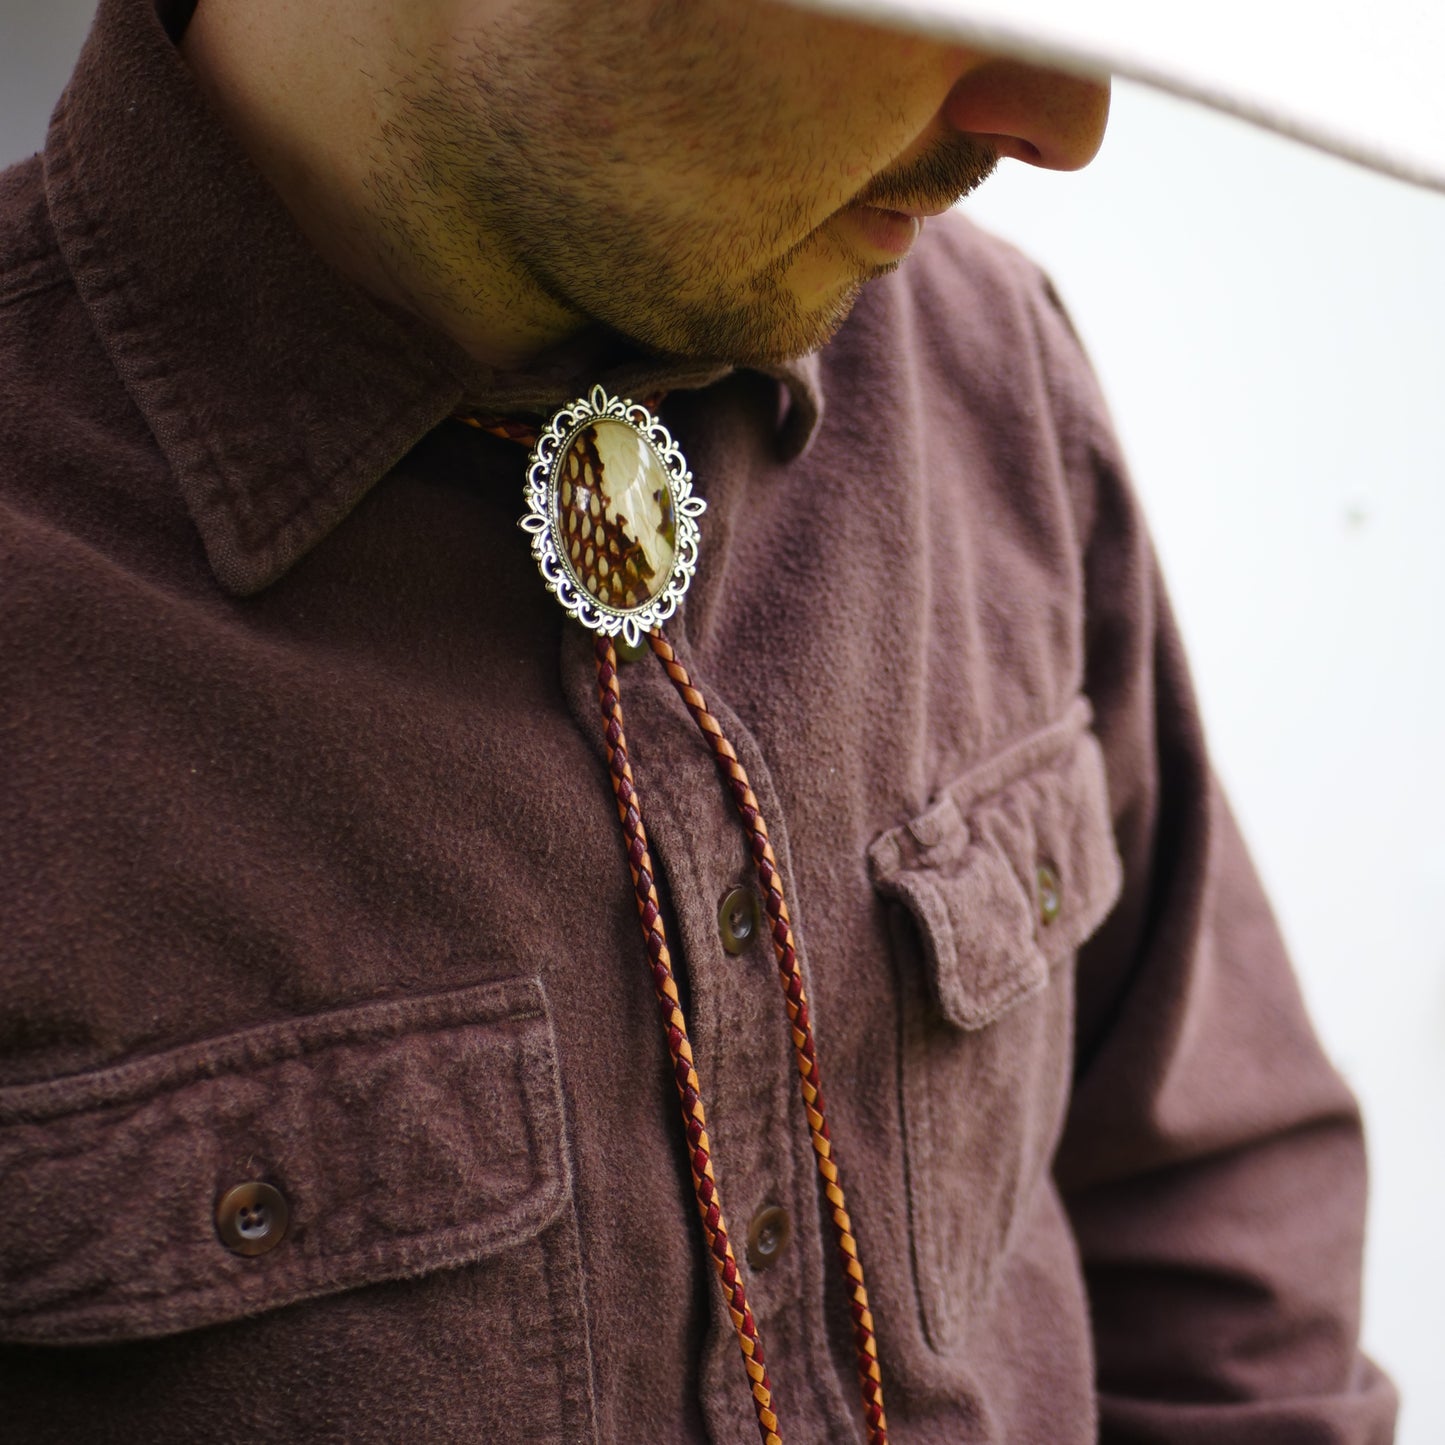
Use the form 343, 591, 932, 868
468, 401, 886, 1440
594, 635, 783, 1445
648, 631, 890, 1445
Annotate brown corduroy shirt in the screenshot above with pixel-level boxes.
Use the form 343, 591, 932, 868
0, 0, 1397, 1441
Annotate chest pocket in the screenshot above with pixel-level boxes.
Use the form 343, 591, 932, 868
868, 700, 1122, 1354
0, 976, 598, 1444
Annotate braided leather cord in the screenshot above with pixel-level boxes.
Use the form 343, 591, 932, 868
456, 393, 664, 445
595, 635, 782, 1445
470, 402, 889, 1441
455, 413, 538, 445
647, 631, 890, 1445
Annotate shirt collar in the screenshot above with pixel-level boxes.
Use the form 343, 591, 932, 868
45, 0, 823, 595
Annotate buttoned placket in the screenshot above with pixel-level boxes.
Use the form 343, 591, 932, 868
559, 620, 862, 1443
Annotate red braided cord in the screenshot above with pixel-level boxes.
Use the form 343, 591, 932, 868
647, 631, 890, 1445
594, 635, 783, 1445
456, 413, 539, 445
475, 401, 887, 1440
457, 391, 665, 447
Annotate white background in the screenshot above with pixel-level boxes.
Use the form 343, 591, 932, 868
4, 4, 1441, 1440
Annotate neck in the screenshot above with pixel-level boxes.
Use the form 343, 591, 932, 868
180, 0, 584, 368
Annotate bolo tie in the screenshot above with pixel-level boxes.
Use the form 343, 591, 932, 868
462, 387, 888, 1445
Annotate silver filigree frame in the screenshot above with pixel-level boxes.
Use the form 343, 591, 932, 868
519, 384, 704, 648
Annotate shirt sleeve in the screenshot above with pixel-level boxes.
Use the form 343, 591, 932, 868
1039, 280, 1398, 1443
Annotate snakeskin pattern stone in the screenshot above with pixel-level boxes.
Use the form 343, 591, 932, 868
558, 421, 676, 611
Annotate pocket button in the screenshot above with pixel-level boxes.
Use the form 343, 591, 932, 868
215, 1181, 290, 1257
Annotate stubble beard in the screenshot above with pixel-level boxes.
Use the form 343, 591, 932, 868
374, 59, 999, 368
511, 127, 1000, 366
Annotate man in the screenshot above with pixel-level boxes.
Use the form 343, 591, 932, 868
0, 0, 1408, 1441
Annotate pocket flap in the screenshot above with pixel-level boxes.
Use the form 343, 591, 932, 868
0, 977, 569, 1344
868, 701, 1123, 1030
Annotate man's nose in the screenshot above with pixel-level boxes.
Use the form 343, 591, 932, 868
944, 59, 1111, 171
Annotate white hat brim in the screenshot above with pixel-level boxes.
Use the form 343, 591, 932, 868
783, 0, 1445, 193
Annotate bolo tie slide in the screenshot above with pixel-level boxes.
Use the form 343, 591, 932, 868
464, 387, 888, 1445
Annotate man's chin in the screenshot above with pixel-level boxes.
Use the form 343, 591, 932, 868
655, 273, 877, 369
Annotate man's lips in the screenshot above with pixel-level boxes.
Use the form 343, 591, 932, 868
851, 192, 959, 222
839, 204, 926, 259
867, 199, 957, 220
837, 188, 969, 260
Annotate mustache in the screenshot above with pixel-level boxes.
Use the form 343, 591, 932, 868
852, 133, 999, 214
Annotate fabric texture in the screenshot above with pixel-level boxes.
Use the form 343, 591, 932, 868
0, 0, 1396, 1440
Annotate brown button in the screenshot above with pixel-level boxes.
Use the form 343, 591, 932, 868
1036, 862, 1062, 926
718, 886, 761, 955
746, 1205, 792, 1270
215, 1181, 289, 1257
